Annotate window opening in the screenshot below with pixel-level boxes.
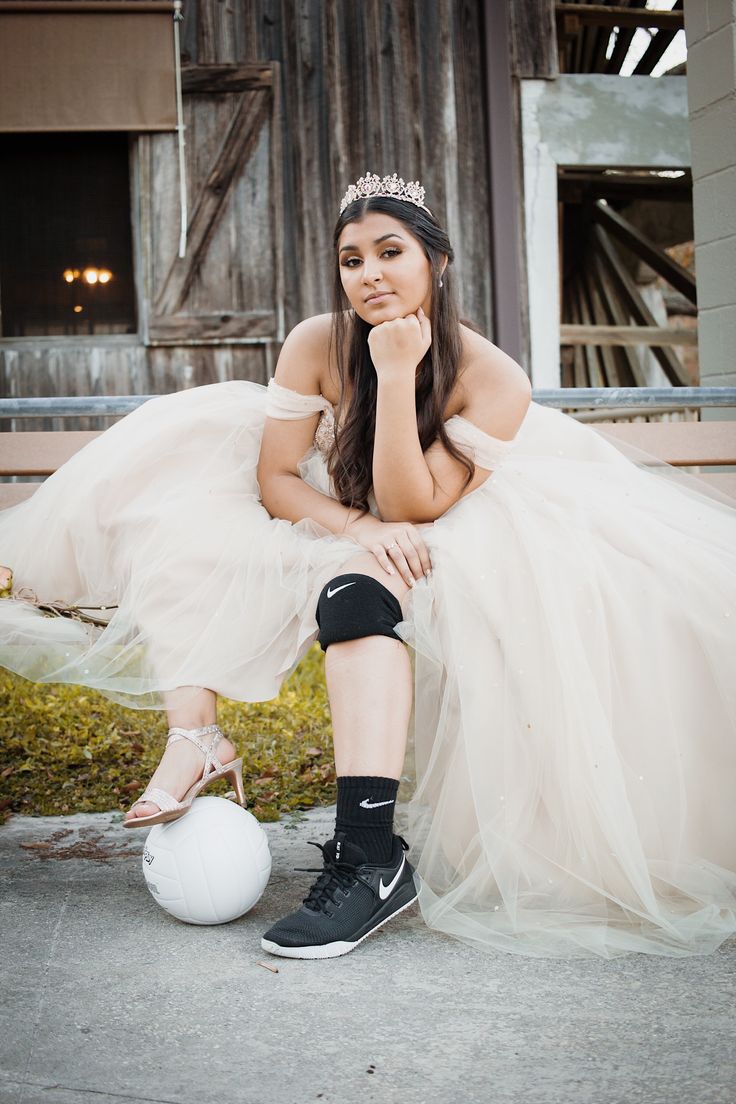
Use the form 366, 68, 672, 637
0, 132, 137, 337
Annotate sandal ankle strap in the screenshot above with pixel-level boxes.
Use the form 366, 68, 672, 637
166, 723, 226, 776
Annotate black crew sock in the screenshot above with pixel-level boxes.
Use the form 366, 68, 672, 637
334, 775, 399, 865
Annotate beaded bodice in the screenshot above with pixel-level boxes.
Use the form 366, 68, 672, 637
313, 405, 339, 458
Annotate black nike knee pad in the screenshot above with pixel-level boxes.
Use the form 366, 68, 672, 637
315, 573, 405, 652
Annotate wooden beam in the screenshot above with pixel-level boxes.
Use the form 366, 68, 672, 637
590, 18, 613, 73
573, 279, 605, 386
555, 4, 683, 31
180, 64, 273, 93
583, 275, 623, 385
561, 170, 692, 188
559, 171, 692, 204
589, 248, 646, 386
559, 12, 580, 42
566, 283, 588, 387
593, 225, 690, 385
560, 324, 697, 347
562, 183, 691, 204
661, 289, 697, 318
148, 311, 277, 344
593, 200, 697, 303
604, 0, 648, 74
632, 0, 683, 75
579, 12, 602, 73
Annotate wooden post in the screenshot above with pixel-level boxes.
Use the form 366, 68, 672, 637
482, 0, 526, 365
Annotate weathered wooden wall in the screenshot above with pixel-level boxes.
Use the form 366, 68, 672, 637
508, 0, 557, 79
1, 0, 494, 411
244, 0, 493, 334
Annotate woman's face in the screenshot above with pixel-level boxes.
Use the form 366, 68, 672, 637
337, 211, 440, 324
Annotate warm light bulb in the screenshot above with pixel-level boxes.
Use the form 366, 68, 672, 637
98, 269, 112, 284
62, 269, 75, 283
73, 305, 84, 313
83, 268, 99, 285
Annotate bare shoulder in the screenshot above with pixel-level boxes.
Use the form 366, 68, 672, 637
457, 323, 532, 439
272, 313, 334, 396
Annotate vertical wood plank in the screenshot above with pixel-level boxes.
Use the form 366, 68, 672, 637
508, 0, 558, 78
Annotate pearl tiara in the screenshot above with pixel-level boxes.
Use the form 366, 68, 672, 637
339, 172, 433, 216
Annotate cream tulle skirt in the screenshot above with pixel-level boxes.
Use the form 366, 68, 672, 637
1, 379, 735, 959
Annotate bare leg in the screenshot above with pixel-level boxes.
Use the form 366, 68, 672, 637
324, 552, 412, 779
123, 686, 237, 823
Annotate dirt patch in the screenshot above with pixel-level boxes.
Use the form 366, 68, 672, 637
18, 826, 139, 863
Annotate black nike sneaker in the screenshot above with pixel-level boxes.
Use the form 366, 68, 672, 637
260, 832, 418, 959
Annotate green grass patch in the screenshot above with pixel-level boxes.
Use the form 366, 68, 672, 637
0, 644, 335, 824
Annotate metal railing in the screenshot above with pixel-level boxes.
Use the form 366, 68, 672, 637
0, 387, 734, 422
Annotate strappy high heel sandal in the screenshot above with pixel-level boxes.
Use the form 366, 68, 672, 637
123, 723, 245, 829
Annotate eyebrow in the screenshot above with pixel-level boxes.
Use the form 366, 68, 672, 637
339, 233, 405, 254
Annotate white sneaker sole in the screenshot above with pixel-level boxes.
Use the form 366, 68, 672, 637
260, 891, 419, 960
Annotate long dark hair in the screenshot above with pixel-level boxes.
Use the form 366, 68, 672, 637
327, 195, 475, 513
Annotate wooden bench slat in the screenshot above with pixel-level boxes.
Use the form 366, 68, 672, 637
0, 483, 43, 509
704, 472, 736, 498
2, 424, 736, 471
2, 464, 735, 511
0, 431, 101, 476
592, 422, 736, 465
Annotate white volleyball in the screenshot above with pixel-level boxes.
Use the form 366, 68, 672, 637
141, 796, 272, 925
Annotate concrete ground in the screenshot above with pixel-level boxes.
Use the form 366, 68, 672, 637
1, 805, 735, 1104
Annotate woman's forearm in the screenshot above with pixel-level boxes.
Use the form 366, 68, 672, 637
260, 472, 367, 537
373, 370, 434, 522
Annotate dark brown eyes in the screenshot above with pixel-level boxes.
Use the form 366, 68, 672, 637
341, 248, 401, 268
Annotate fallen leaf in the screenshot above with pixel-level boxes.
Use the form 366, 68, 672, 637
257, 961, 279, 974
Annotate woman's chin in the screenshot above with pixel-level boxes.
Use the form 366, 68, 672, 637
360, 301, 405, 322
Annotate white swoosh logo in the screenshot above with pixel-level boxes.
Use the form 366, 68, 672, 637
359, 798, 395, 809
379, 854, 406, 900
326, 582, 356, 598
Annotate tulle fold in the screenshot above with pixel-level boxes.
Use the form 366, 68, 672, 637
0, 382, 361, 707
393, 402, 736, 957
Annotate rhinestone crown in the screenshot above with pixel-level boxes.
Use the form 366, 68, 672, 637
339, 171, 432, 216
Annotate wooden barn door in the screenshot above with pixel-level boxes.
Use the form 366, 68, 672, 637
138, 63, 284, 378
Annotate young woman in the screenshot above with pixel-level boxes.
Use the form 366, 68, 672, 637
1, 172, 734, 961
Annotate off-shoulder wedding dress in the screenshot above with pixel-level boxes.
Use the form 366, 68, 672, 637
0, 376, 734, 959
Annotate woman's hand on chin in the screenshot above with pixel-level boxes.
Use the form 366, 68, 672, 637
367, 307, 432, 381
